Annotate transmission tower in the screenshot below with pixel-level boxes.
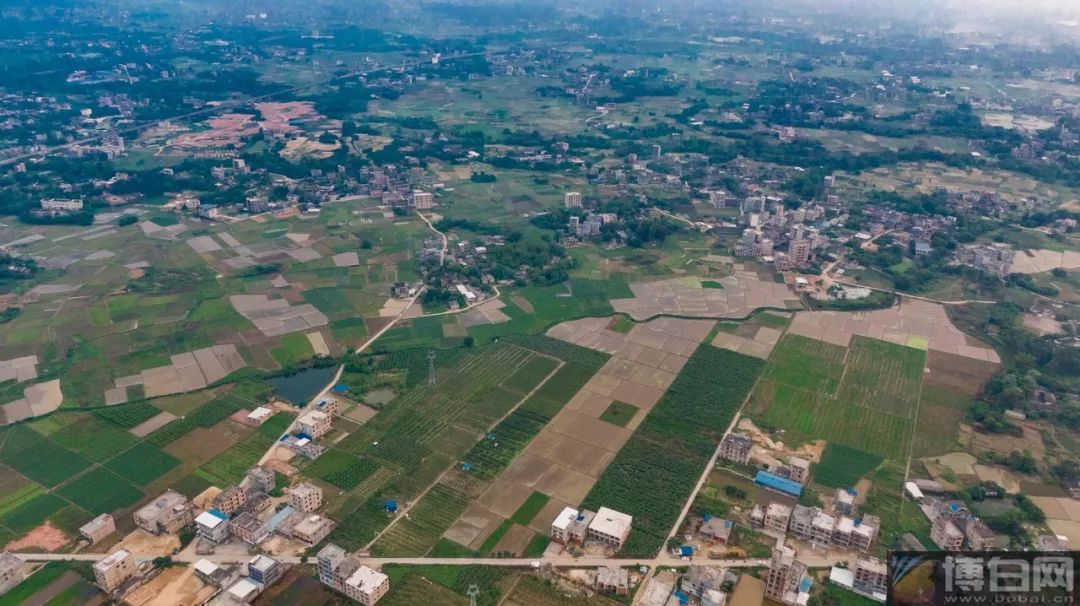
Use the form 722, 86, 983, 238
467, 585, 480, 606
428, 350, 438, 387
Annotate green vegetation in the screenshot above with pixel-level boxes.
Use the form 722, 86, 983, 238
753, 335, 924, 460
304, 449, 380, 490
0, 425, 90, 488
92, 402, 162, 428
146, 394, 247, 446
582, 346, 765, 557
57, 468, 143, 513
511, 491, 550, 525
599, 401, 638, 427
105, 442, 181, 486
814, 443, 883, 489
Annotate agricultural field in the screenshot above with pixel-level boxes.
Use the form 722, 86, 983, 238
751, 334, 926, 460
581, 346, 765, 557
323, 341, 570, 550
813, 443, 883, 489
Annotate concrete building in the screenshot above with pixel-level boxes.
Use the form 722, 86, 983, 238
196, 510, 230, 543
965, 518, 996, 551
213, 485, 248, 516
564, 192, 583, 209
930, 517, 964, 551
248, 554, 284, 587
764, 502, 792, 533
765, 547, 808, 606
789, 505, 835, 546
587, 507, 633, 549
719, 433, 753, 465
833, 488, 856, 516
550, 506, 578, 544
230, 511, 269, 546
785, 457, 810, 484
0, 552, 25, 595
292, 514, 335, 545
289, 482, 323, 513
134, 490, 194, 535
193, 559, 231, 587
227, 578, 261, 603
297, 410, 332, 439
344, 566, 390, 605
595, 566, 629, 596
682, 565, 727, 598
853, 556, 888, 597
1037, 534, 1069, 551
245, 466, 276, 495
93, 549, 137, 592
79, 513, 116, 544
410, 191, 435, 209
700, 518, 734, 543
40, 198, 84, 212
318, 544, 360, 593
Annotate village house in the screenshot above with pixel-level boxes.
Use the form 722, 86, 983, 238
134, 490, 194, 536
93, 549, 137, 592
79, 513, 116, 544
594, 566, 629, 596
719, 433, 753, 465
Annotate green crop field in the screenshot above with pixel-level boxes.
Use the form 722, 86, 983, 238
510, 491, 549, 525
0, 425, 89, 488
105, 442, 181, 486
304, 449, 381, 490
813, 443, 883, 488
57, 468, 143, 514
372, 482, 475, 556
761, 334, 846, 396
146, 394, 245, 446
50, 416, 137, 462
582, 346, 765, 557
0, 493, 67, 534
752, 335, 926, 460
327, 337, 607, 552
600, 401, 638, 427
91, 402, 163, 429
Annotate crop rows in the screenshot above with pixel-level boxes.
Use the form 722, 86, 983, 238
146, 395, 244, 446
581, 347, 765, 557
372, 483, 473, 556
105, 442, 180, 486
57, 468, 143, 514
92, 401, 162, 429
813, 443, 883, 489
0, 425, 89, 488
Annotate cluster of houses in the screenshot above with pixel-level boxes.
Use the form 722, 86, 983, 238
278, 398, 339, 460
89, 546, 291, 605
317, 544, 391, 605
953, 243, 1017, 277
550, 506, 633, 552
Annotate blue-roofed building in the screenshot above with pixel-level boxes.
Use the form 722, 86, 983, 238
264, 506, 296, 534
755, 470, 803, 497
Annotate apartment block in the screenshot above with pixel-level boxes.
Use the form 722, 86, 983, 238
564, 192, 583, 208
853, 556, 888, 597
230, 511, 269, 546
318, 543, 389, 605
344, 566, 390, 605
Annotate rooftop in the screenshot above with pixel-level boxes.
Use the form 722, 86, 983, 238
94, 549, 130, 571
196, 511, 227, 528
135, 490, 188, 519
755, 470, 803, 496
345, 565, 388, 592
590, 507, 633, 539
552, 506, 579, 531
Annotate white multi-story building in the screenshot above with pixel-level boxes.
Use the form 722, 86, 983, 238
93, 549, 137, 592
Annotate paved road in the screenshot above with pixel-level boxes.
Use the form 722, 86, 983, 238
13, 551, 772, 570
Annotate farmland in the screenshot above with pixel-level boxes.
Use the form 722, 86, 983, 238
331, 336, 608, 554
813, 443, 883, 489
581, 346, 765, 557
324, 341, 570, 550
751, 335, 926, 460
104, 442, 180, 486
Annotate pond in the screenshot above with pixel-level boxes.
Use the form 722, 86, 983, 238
362, 387, 397, 406
269, 365, 338, 406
